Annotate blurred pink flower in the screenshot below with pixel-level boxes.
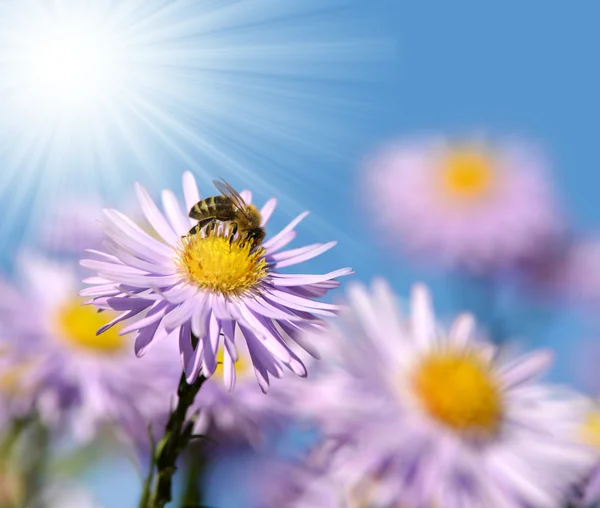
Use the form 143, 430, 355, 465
364, 137, 563, 274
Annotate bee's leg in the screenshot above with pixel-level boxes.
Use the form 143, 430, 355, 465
229, 222, 238, 245
188, 218, 214, 236
187, 223, 200, 236
201, 218, 215, 230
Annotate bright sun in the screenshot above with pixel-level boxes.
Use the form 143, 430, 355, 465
31, 31, 118, 103
17, 17, 124, 111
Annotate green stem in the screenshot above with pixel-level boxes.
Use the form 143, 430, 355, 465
0, 416, 33, 458
138, 426, 157, 508
22, 417, 49, 508
181, 456, 201, 507
147, 371, 207, 508
181, 444, 210, 508
0, 417, 32, 508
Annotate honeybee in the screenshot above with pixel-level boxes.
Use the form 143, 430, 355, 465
188, 178, 266, 248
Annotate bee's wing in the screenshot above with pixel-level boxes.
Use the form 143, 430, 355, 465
213, 178, 251, 219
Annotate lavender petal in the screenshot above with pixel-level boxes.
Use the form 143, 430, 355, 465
260, 198, 277, 226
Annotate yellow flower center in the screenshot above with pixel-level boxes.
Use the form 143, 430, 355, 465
580, 410, 600, 449
412, 350, 503, 434
175, 230, 268, 296
440, 149, 495, 200
56, 299, 126, 354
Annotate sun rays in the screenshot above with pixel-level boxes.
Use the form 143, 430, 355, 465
0, 0, 389, 259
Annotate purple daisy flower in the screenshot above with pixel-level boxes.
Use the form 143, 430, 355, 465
364, 137, 563, 274
292, 280, 597, 508
0, 254, 179, 444
81, 172, 351, 391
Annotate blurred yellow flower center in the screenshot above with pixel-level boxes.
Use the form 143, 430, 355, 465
0, 365, 28, 395
56, 299, 125, 354
440, 149, 494, 199
0, 347, 33, 397
213, 346, 251, 379
412, 351, 502, 434
176, 230, 268, 296
580, 410, 600, 449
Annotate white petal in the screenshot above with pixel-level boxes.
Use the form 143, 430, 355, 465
222, 345, 236, 391
162, 189, 191, 237
274, 241, 337, 268
371, 277, 405, 339
135, 183, 179, 246
260, 198, 277, 226
449, 313, 475, 348
240, 189, 252, 204
263, 211, 309, 250
497, 350, 554, 389
265, 231, 296, 254
410, 283, 436, 349
102, 209, 173, 261
182, 171, 201, 217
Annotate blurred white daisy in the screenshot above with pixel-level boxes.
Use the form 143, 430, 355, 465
293, 280, 596, 508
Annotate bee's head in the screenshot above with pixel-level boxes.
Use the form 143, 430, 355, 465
247, 227, 266, 247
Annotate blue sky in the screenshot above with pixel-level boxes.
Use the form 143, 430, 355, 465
3, 0, 600, 506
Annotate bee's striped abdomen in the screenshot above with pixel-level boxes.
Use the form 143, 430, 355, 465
189, 195, 236, 220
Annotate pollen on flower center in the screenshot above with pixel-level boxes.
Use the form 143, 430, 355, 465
440, 149, 495, 199
412, 350, 503, 434
56, 299, 125, 354
175, 230, 268, 296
